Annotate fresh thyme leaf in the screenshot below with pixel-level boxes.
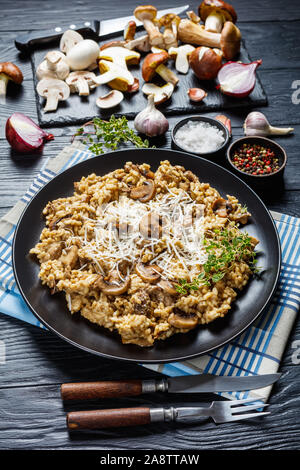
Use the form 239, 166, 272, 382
75, 115, 152, 155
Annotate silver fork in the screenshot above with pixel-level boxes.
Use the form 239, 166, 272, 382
67, 398, 270, 429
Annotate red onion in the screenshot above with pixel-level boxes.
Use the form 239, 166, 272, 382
217, 60, 262, 98
6, 113, 54, 153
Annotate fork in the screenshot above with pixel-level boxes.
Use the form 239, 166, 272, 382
67, 398, 270, 430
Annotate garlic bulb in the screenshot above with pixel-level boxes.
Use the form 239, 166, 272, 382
244, 112, 294, 136
134, 94, 169, 137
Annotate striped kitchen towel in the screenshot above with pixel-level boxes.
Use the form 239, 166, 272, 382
0, 142, 299, 402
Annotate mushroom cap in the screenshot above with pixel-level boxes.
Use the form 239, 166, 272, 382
135, 263, 162, 283
100, 40, 127, 50
98, 59, 135, 91
95, 272, 130, 295
96, 90, 124, 109
189, 46, 222, 80
60, 29, 83, 53
142, 51, 169, 81
124, 20, 136, 41
142, 82, 174, 104
36, 77, 70, 99
158, 13, 177, 27
66, 39, 100, 71
169, 309, 198, 329
130, 179, 156, 202
45, 50, 66, 65
99, 46, 140, 66
199, 0, 237, 23
220, 21, 241, 59
0, 62, 23, 84
66, 70, 97, 91
134, 5, 157, 22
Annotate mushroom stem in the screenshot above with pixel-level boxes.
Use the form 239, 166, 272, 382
205, 12, 224, 33
178, 19, 220, 48
93, 70, 118, 85
156, 64, 179, 86
143, 18, 164, 46
76, 77, 90, 96
0, 74, 9, 100
44, 88, 60, 112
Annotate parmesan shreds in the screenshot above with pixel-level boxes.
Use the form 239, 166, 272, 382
80, 189, 208, 281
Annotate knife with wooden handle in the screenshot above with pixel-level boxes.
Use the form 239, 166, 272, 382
61, 373, 281, 400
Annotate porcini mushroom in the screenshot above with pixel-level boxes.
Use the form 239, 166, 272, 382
124, 20, 137, 41
99, 46, 140, 69
142, 51, 179, 86
94, 272, 130, 295
158, 13, 180, 49
189, 46, 223, 80
168, 44, 195, 74
199, 0, 237, 33
96, 90, 124, 109
66, 39, 100, 70
0, 62, 23, 102
94, 60, 135, 91
134, 5, 165, 47
36, 78, 70, 112
135, 263, 162, 283
130, 179, 156, 202
169, 309, 198, 329
142, 82, 174, 104
66, 71, 98, 96
178, 19, 241, 60
186, 10, 201, 23
125, 35, 151, 52
60, 30, 83, 54
37, 51, 70, 81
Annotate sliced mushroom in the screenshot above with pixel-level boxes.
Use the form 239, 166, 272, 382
124, 20, 137, 41
142, 82, 174, 105
94, 60, 135, 91
168, 44, 195, 74
66, 70, 97, 96
139, 212, 162, 239
96, 90, 124, 109
130, 179, 155, 202
142, 51, 179, 86
99, 46, 140, 69
212, 198, 233, 217
134, 5, 164, 47
36, 78, 70, 112
60, 245, 78, 269
60, 30, 83, 54
124, 34, 151, 52
66, 39, 100, 71
157, 279, 178, 295
158, 13, 180, 49
135, 263, 162, 283
47, 242, 63, 260
37, 51, 69, 81
169, 308, 198, 329
94, 272, 130, 295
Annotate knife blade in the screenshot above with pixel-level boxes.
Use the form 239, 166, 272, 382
15, 5, 189, 52
60, 373, 281, 400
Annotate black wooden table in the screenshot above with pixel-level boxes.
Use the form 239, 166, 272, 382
0, 0, 299, 451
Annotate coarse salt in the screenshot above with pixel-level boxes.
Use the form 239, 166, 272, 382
175, 120, 225, 153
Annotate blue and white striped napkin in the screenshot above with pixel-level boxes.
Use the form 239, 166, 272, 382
0, 143, 299, 402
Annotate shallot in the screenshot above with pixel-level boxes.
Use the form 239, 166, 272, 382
244, 111, 294, 136
6, 113, 54, 153
217, 60, 262, 98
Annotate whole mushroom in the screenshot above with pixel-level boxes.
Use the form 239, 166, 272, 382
142, 51, 179, 86
134, 5, 165, 48
37, 51, 69, 80
37, 78, 70, 112
199, 0, 237, 33
0, 62, 23, 102
178, 19, 241, 60
189, 46, 223, 80
66, 39, 100, 71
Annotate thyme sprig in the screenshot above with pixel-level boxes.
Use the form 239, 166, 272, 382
74, 115, 151, 155
175, 228, 259, 294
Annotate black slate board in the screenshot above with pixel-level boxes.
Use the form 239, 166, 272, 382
31, 37, 267, 128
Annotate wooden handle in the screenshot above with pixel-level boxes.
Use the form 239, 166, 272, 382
61, 380, 143, 401
67, 407, 151, 430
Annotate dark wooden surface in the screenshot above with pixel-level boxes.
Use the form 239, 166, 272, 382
0, 0, 299, 451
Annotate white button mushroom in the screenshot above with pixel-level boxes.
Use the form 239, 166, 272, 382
96, 90, 124, 109
60, 29, 83, 54
36, 51, 70, 80
36, 78, 70, 112
66, 70, 98, 96
66, 39, 100, 71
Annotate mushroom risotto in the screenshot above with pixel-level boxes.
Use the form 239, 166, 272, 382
30, 160, 259, 347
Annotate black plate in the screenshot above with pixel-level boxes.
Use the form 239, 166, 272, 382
13, 149, 281, 363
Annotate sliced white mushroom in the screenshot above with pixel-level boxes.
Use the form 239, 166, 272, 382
94, 60, 134, 91
168, 45, 195, 74
99, 46, 140, 69
66, 70, 98, 96
66, 39, 100, 71
142, 82, 174, 104
37, 51, 70, 80
36, 78, 70, 112
60, 30, 83, 54
96, 90, 124, 109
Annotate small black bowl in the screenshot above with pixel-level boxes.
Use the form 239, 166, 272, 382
171, 115, 230, 161
226, 136, 287, 189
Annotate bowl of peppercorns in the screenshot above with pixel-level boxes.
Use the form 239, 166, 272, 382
226, 136, 287, 187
